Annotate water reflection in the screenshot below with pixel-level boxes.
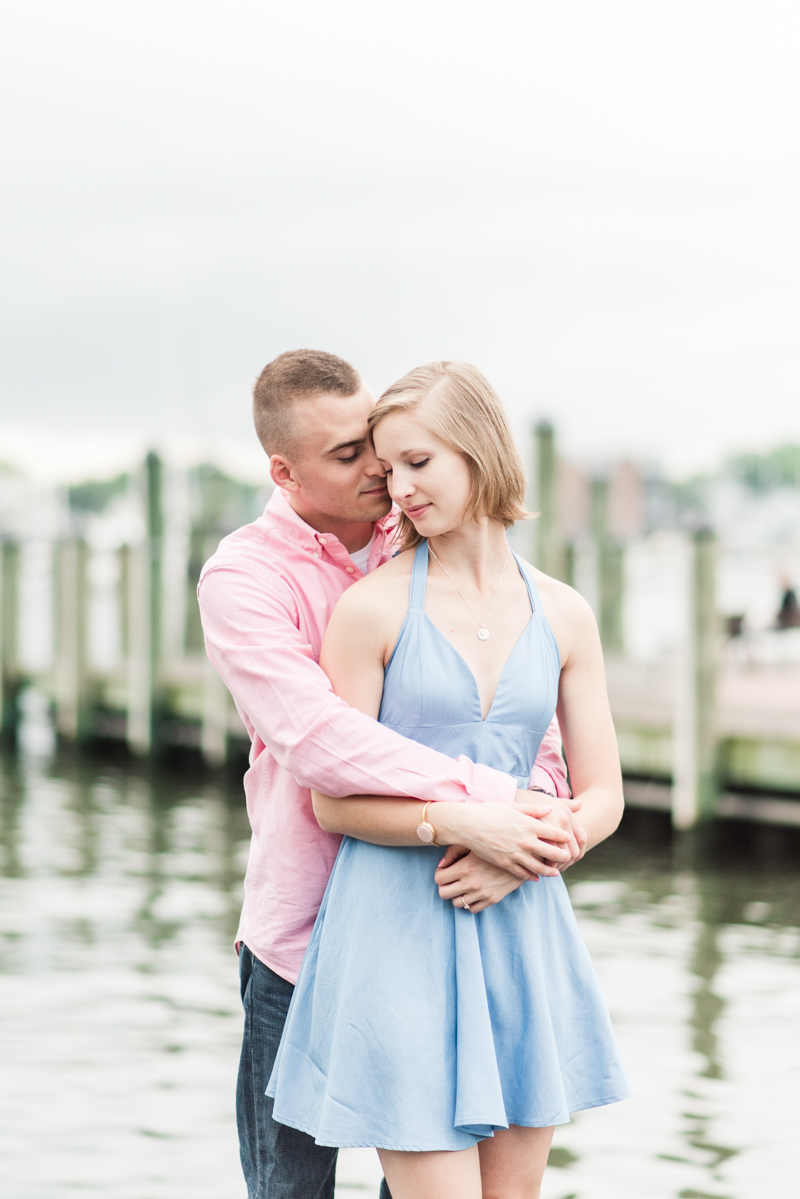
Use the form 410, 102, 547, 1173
0, 751, 25, 879
0, 743, 251, 1199
555, 815, 800, 1199
0, 747, 798, 1198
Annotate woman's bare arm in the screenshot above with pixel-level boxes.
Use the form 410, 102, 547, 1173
540, 579, 624, 852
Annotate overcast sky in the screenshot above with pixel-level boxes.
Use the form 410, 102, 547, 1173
2, 0, 799, 481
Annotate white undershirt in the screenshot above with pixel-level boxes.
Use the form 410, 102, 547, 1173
348, 530, 376, 575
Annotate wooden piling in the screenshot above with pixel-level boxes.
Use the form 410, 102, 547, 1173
599, 539, 624, 654
0, 541, 21, 740
118, 544, 131, 660
672, 528, 718, 828
591, 479, 624, 653
126, 452, 164, 756
54, 538, 89, 741
126, 539, 152, 755
145, 451, 164, 698
533, 421, 563, 578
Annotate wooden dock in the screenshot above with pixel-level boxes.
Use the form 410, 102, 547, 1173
609, 655, 800, 826
530, 424, 800, 830
1, 444, 799, 830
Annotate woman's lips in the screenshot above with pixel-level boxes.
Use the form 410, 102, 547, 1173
404, 502, 431, 519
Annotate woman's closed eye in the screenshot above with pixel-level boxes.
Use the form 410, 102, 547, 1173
378, 457, 429, 474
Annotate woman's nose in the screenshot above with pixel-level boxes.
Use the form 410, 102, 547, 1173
392, 470, 416, 499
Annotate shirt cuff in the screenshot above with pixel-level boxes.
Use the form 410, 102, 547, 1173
529, 762, 563, 798
456, 757, 518, 804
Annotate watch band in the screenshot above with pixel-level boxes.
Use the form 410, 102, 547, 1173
416, 800, 441, 846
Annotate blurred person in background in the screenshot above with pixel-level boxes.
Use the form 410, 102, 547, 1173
198, 350, 577, 1199
267, 362, 630, 1199
775, 575, 800, 629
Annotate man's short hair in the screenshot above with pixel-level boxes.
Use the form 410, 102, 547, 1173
252, 349, 361, 458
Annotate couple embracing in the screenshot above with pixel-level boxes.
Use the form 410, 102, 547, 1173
198, 351, 630, 1199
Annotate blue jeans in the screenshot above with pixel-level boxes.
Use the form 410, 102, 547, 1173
237, 944, 393, 1199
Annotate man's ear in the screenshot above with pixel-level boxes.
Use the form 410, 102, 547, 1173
269, 453, 301, 492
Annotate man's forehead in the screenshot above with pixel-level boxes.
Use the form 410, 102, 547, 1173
301, 388, 373, 452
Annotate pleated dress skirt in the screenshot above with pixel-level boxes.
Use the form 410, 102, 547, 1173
267, 542, 630, 1150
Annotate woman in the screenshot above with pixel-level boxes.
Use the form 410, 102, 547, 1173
268, 362, 630, 1199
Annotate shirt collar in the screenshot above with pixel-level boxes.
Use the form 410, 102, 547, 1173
263, 487, 394, 559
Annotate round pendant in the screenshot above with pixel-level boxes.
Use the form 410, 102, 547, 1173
478, 627, 490, 641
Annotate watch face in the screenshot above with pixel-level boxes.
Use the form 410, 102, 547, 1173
417, 822, 434, 843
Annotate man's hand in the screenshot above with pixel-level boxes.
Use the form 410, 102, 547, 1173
434, 845, 527, 913
433, 798, 572, 879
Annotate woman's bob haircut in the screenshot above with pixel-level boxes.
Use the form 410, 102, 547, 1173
368, 361, 531, 551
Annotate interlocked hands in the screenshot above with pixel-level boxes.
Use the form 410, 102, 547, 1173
433, 794, 586, 914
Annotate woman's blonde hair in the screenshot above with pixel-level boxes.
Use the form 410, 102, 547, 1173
368, 361, 530, 550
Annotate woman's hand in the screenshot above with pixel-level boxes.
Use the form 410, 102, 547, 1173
532, 795, 587, 871
433, 799, 572, 879
433, 845, 528, 913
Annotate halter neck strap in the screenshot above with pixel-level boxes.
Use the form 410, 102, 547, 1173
408, 541, 429, 610
410, 539, 541, 619
513, 553, 539, 615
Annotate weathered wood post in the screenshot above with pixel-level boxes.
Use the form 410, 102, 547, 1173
600, 537, 624, 653
146, 451, 164, 728
54, 538, 90, 741
185, 464, 243, 766
0, 541, 21, 741
591, 477, 624, 653
126, 453, 164, 756
533, 421, 562, 578
126, 538, 151, 755
672, 528, 718, 829
118, 544, 131, 661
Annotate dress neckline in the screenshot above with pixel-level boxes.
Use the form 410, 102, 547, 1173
412, 539, 536, 723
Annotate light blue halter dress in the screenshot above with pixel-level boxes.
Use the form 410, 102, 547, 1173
267, 541, 630, 1151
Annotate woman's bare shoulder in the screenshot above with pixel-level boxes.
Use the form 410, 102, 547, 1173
519, 559, 600, 658
530, 567, 593, 618
328, 548, 415, 627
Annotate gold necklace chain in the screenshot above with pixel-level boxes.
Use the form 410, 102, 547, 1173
427, 542, 510, 641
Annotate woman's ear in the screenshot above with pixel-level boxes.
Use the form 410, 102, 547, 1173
269, 454, 300, 491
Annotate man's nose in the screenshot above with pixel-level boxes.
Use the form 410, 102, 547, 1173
362, 450, 387, 477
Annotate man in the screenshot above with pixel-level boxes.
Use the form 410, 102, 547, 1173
198, 350, 579, 1199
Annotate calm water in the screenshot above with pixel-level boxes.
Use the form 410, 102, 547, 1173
1, 736, 798, 1199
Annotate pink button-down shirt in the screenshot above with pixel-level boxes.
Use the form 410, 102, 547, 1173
198, 488, 568, 983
